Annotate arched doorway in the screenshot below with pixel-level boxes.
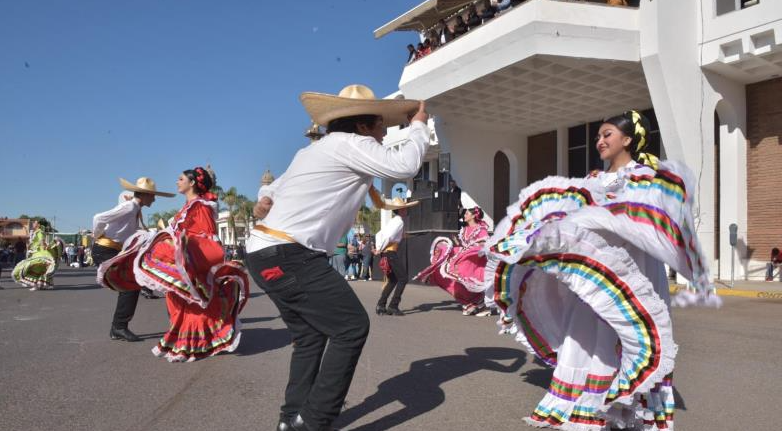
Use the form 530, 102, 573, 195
494, 151, 510, 220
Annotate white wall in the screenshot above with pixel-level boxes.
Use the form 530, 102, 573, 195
434, 117, 527, 222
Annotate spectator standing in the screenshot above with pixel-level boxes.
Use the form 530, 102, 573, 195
467, 5, 482, 29
439, 19, 455, 44
360, 233, 375, 281
332, 232, 349, 278
453, 15, 468, 37
77, 245, 85, 267
766, 247, 781, 281
347, 233, 360, 280
406, 43, 416, 63
480, 0, 498, 22
495, 0, 512, 12
14, 240, 26, 264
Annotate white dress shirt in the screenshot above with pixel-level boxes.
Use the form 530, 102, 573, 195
92, 199, 141, 243
375, 215, 404, 252
247, 120, 430, 254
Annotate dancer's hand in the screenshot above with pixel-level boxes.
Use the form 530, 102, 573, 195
410, 101, 428, 124
254, 196, 273, 219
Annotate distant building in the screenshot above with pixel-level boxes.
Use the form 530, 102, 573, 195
0, 218, 31, 244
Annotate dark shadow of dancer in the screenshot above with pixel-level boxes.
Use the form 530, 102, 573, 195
336, 347, 525, 430
235, 327, 291, 356
240, 316, 279, 324
402, 299, 461, 315
521, 367, 553, 389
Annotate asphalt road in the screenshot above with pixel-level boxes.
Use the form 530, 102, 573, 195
0, 266, 779, 431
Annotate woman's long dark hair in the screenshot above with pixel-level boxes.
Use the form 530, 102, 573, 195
603, 110, 657, 167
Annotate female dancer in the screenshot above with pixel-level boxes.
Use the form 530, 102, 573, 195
98, 166, 249, 362
415, 206, 490, 315
12, 223, 63, 290
485, 111, 717, 430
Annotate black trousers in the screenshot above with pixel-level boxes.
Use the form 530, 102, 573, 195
377, 250, 408, 309
245, 243, 370, 430
92, 244, 140, 329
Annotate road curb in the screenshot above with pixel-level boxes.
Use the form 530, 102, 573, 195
670, 285, 782, 300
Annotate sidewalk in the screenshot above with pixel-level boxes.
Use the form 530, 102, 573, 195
671, 279, 782, 300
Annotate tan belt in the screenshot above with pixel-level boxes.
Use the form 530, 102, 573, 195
383, 242, 399, 253
95, 236, 122, 251
253, 225, 296, 243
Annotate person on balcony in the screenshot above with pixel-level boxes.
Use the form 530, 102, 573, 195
495, 0, 512, 12
453, 15, 468, 37
466, 4, 482, 30
439, 18, 455, 44
479, 0, 498, 22
406, 43, 416, 63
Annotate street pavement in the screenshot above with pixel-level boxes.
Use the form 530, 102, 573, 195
0, 266, 779, 431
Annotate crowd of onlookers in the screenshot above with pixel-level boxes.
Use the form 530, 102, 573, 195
405, 0, 634, 64
331, 232, 376, 281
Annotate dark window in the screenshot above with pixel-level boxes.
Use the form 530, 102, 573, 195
568, 124, 587, 178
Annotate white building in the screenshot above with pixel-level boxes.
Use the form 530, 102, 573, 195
376, 0, 782, 280
216, 169, 275, 247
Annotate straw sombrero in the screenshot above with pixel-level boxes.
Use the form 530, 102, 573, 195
119, 177, 175, 197
301, 84, 420, 127
382, 197, 419, 210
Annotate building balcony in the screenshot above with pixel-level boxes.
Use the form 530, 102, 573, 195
392, 0, 641, 101
701, 0, 782, 84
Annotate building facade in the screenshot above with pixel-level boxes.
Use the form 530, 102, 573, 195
377, 0, 782, 280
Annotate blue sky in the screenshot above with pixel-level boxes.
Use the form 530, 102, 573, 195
0, 0, 420, 232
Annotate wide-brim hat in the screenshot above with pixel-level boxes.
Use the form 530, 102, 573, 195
301, 84, 421, 128
119, 177, 175, 197
383, 196, 419, 210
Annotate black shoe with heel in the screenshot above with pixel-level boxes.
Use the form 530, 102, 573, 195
110, 327, 141, 342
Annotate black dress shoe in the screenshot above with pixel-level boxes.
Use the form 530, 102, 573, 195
386, 307, 404, 316
276, 419, 292, 431
110, 327, 141, 342
375, 305, 387, 315
289, 414, 340, 431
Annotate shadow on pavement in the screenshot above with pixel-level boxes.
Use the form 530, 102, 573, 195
241, 316, 279, 324
336, 347, 526, 430
52, 284, 103, 291
235, 327, 291, 356
521, 367, 553, 389
402, 299, 461, 315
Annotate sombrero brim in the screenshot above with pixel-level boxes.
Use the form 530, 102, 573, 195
301, 92, 421, 128
119, 178, 175, 197
383, 200, 420, 210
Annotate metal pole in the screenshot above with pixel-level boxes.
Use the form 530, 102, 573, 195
730, 245, 735, 288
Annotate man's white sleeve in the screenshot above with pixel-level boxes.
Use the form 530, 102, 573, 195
343, 121, 430, 180
92, 201, 133, 237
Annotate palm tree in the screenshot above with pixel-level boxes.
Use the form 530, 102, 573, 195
220, 187, 239, 245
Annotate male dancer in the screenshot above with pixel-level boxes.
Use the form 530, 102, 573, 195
245, 84, 429, 431
92, 177, 173, 341
374, 197, 418, 316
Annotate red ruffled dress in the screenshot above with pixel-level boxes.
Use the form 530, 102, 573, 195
414, 223, 489, 308
98, 198, 249, 362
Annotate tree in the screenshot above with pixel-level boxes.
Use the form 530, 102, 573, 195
356, 205, 381, 235
147, 209, 179, 228
18, 215, 56, 232
220, 187, 240, 245
234, 196, 256, 241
